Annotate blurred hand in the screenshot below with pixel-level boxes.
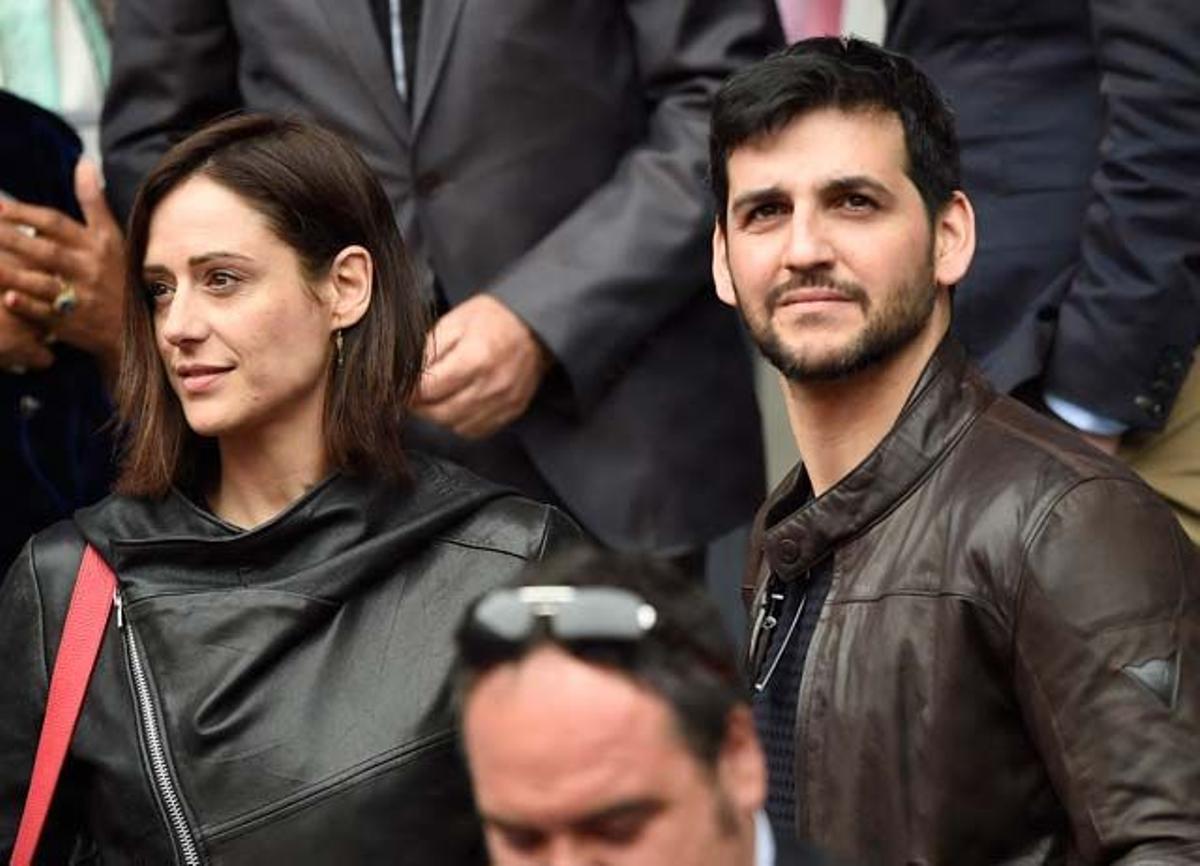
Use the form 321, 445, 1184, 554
0, 159, 126, 381
413, 294, 552, 439
0, 308, 55, 373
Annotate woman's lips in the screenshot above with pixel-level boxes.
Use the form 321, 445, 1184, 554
176, 365, 233, 394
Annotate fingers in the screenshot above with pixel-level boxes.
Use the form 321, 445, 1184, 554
75, 159, 122, 235
416, 352, 475, 404
4, 289, 57, 330
422, 311, 465, 366
0, 258, 61, 303
411, 388, 512, 440
0, 195, 88, 249
0, 214, 89, 283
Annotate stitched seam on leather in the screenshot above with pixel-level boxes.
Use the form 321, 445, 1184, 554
429, 535, 530, 561
1011, 477, 1106, 657
1008, 476, 1149, 856
201, 728, 458, 841
28, 540, 51, 688
823, 590, 1007, 629
120, 587, 341, 608
1011, 475, 1157, 649
534, 509, 553, 561
1010, 638, 1101, 855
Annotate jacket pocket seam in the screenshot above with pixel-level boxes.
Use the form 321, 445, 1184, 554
199, 727, 458, 843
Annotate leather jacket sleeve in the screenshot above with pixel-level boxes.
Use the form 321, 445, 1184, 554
1012, 476, 1200, 863
0, 537, 88, 864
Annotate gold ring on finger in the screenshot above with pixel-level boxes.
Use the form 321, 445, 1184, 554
53, 277, 78, 316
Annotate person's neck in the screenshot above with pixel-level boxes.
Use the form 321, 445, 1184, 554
210, 417, 331, 529
783, 312, 949, 499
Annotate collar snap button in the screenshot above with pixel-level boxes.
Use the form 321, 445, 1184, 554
777, 538, 800, 564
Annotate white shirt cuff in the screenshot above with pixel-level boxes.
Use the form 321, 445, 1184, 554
1043, 392, 1128, 436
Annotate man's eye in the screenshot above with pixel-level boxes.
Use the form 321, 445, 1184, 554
585, 814, 650, 845
840, 193, 877, 211
497, 827, 545, 853
745, 202, 787, 224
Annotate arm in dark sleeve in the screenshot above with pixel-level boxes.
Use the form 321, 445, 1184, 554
1043, 0, 1200, 431
488, 0, 782, 412
0, 542, 83, 864
100, 0, 241, 222
1013, 477, 1200, 863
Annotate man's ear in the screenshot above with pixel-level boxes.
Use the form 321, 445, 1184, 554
712, 222, 738, 307
933, 191, 975, 288
717, 704, 766, 816
327, 245, 373, 330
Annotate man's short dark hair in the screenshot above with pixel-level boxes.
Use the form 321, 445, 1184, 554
455, 547, 746, 770
709, 36, 961, 224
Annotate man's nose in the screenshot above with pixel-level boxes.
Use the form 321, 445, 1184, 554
543, 837, 586, 866
783, 210, 835, 271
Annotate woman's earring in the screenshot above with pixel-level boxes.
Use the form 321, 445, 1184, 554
335, 330, 345, 368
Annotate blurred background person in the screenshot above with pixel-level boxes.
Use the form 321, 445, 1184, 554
102, 0, 784, 577
0, 114, 578, 864
0, 0, 127, 572
455, 548, 841, 865
885, 0, 1200, 539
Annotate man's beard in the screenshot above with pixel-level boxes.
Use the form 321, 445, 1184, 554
739, 258, 938, 384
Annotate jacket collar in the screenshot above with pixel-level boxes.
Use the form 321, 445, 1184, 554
758, 337, 995, 581
73, 453, 510, 597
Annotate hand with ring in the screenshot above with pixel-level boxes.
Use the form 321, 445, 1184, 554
0, 159, 127, 383
52, 277, 79, 316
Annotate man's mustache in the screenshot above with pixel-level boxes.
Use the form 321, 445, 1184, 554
766, 271, 869, 310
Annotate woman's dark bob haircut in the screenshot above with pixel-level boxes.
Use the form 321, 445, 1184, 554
115, 113, 429, 496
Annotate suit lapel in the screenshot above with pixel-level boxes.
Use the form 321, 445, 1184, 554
412, 0, 467, 132
314, 0, 411, 146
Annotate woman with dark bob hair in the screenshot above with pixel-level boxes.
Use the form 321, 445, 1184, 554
0, 114, 578, 864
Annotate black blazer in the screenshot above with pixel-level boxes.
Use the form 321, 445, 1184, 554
886, 0, 1200, 431
102, 0, 782, 549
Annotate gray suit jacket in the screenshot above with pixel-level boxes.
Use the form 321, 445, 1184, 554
886, 0, 1200, 431
102, 0, 781, 549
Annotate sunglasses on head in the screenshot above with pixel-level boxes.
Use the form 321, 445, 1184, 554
467, 585, 659, 648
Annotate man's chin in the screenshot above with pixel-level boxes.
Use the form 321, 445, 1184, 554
756, 334, 870, 383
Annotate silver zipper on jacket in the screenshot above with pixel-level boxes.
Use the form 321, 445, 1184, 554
115, 591, 203, 866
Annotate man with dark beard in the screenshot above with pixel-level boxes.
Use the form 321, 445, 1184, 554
709, 38, 1200, 865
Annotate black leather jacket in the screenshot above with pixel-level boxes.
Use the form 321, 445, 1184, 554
747, 339, 1200, 864
0, 455, 580, 864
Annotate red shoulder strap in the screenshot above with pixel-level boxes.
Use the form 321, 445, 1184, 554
10, 544, 116, 866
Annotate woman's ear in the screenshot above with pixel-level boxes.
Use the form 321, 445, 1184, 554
327, 245, 373, 330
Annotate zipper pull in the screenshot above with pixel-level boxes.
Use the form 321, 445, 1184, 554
114, 590, 125, 630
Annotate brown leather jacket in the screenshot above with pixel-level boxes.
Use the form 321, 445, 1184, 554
747, 339, 1200, 865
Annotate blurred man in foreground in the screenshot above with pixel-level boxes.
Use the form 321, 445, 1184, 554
455, 549, 834, 866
